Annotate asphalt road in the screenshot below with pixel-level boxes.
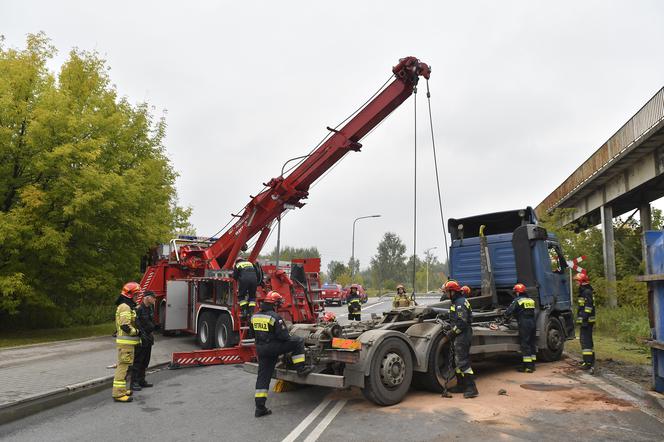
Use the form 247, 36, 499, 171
2, 357, 663, 442
3, 296, 664, 441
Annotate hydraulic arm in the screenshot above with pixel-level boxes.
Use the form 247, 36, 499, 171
178, 56, 431, 271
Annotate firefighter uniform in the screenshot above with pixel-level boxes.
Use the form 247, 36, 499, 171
447, 292, 478, 398
233, 259, 259, 317
577, 283, 596, 368
251, 300, 309, 417
505, 290, 537, 372
112, 297, 140, 400
393, 293, 412, 308
347, 291, 362, 321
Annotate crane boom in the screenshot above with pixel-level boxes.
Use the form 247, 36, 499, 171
188, 56, 431, 270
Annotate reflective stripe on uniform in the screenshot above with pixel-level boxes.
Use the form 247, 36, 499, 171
455, 367, 461, 374
252, 314, 275, 332
588, 317, 596, 322
292, 354, 305, 364
531, 355, 537, 361
582, 349, 594, 355
463, 367, 474, 375
517, 298, 536, 309
584, 307, 593, 313
450, 305, 456, 311
116, 339, 140, 345
255, 389, 268, 398
239, 300, 249, 306
523, 356, 533, 362
578, 298, 585, 306
113, 381, 127, 387
248, 301, 256, 307
237, 261, 254, 269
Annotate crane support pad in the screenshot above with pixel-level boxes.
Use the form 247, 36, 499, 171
243, 363, 346, 388
170, 346, 256, 368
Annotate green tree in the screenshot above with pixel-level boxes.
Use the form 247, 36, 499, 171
370, 232, 407, 289
0, 34, 189, 328
327, 260, 347, 283
265, 245, 320, 261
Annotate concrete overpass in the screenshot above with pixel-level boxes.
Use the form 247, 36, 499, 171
536, 87, 664, 306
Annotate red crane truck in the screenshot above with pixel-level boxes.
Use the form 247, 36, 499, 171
138, 56, 431, 366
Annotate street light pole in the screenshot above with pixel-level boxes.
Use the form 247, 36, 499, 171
351, 215, 381, 278
424, 246, 438, 293
275, 154, 310, 268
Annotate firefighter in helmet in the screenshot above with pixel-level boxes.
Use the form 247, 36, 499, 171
233, 257, 259, 319
443, 280, 479, 398
575, 272, 595, 370
505, 283, 537, 372
460, 285, 472, 297
393, 284, 412, 308
251, 291, 312, 417
347, 284, 362, 321
112, 281, 141, 402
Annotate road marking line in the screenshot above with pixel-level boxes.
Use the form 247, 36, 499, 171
281, 398, 332, 442
303, 399, 347, 442
579, 373, 664, 424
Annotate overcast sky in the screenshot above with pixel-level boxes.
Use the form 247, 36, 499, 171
2, 1, 664, 273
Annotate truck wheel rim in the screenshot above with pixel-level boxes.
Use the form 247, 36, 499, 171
548, 326, 561, 350
201, 322, 209, 343
217, 324, 227, 347
380, 352, 406, 388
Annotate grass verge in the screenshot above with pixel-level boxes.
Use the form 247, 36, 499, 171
566, 332, 650, 365
0, 322, 115, 348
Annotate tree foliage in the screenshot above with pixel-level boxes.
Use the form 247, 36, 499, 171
265, 245, 320, 262
369, 232, 407, 289
0, 34, 189, 328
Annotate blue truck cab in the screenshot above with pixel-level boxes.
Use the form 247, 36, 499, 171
447, 207, 575, 361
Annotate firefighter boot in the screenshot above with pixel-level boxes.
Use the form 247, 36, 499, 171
113, 395, 133, 403
139, 380, 153, 388
130, 382, 143, 391
447, 373, 465, 393
463, 375, 479, 399
295, 363, 313, 377
255, 397, 272, 418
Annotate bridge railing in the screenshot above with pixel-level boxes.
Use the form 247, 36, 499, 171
538, 87, 664, 214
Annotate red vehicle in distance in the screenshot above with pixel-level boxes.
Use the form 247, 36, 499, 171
320, 283, 344, 306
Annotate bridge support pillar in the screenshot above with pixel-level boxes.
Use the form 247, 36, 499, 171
641, 203, 653, 263
601, 204, 617, 307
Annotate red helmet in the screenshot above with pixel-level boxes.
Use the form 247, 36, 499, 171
322, 311, 337, 323
121, 282, 141, 299
513, 283, 527, 294
264, 291, 284, 304
443, 280, 461, 292
574, 272, 589, 284
461, 285, 471, 295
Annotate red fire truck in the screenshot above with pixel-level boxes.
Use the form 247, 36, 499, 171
138, 56, 430, 366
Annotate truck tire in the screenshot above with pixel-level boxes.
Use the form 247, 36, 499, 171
538, 316, 564, 362
412, 333, 452, 393
214, 313, 239, 348
361, 337, 413, 406
197, 311, 216, 349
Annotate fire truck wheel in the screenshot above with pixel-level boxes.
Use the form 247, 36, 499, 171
538, 316, 565, 362
197, 311, 216, 349
362, 337, 413, 406
214, 313, 238, 348
412, 332, 452, 393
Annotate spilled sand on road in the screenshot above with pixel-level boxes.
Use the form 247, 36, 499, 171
336, 359, 633, 431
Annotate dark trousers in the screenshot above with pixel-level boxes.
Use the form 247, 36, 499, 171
453, 327, 473, 374
239, 276, 258, 313
580, 324, 595, 365
255, 337, 305, 409
348, 313, 361, 321
518, 318, 537, 363
131, 345, 152, 384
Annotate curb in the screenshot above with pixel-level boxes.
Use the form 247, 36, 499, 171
564, 351, 664, 411
0, 361, 170, 426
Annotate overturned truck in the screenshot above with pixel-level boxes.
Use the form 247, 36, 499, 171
246, 208, 576, 405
